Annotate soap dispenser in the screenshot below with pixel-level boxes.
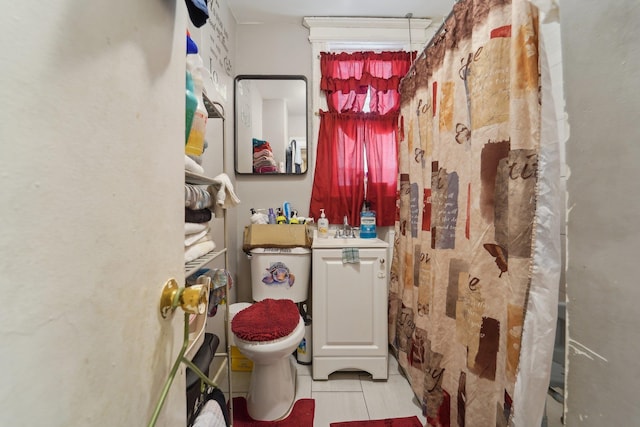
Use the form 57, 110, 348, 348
318, 209, 329, 238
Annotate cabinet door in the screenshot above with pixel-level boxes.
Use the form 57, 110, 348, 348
313, 248, 387, 357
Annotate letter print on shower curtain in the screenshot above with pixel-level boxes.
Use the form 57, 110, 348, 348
389, 0, 557, 425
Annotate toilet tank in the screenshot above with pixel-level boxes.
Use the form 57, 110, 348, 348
250, 247, 311, 303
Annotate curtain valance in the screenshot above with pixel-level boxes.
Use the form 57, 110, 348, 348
320, 51, 413, 92
320, 51, 413, 115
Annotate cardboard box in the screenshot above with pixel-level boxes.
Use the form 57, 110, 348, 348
243, 224, 311, 251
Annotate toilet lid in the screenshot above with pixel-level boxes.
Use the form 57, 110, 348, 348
231, 298, 300, 342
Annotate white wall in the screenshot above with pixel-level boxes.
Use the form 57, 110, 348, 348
263, 98, 288, 169
234, 79, 261, 172
562, 1, 640, 424
289, 113, 307, 138
0, 2, 188, 426
251, 83, 264, 139
233, 23, 313, 301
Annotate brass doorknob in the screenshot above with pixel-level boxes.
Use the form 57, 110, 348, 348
180, 284, 208, 315
159, 278, 209, 318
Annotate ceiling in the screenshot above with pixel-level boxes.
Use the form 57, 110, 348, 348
227, 0, 457, 25
226, 0, 458, 116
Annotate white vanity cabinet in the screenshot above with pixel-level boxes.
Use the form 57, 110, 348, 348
311, 236, 389, 380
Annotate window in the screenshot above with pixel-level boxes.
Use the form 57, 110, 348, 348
309, 51, 413, 227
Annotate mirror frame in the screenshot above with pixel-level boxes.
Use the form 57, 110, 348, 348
234, 74, 308, 176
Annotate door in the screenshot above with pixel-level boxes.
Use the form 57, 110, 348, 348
1, 3, 189, 426
313, 248, 388, 357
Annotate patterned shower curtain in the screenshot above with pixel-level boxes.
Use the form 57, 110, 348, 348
389, 0, 559, 425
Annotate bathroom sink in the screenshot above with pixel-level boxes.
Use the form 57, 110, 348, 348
311, 231, 388, 249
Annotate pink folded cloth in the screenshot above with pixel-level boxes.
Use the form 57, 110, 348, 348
254, 165, 278, 173
253, 148, 273, 158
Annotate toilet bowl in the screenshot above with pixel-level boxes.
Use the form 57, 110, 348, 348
231, 298, 305, 421
231, 247, 311, 420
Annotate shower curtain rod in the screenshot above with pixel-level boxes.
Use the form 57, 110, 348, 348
410, 5, 456, 70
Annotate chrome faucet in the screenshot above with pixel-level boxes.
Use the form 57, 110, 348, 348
335, 215, 356, 238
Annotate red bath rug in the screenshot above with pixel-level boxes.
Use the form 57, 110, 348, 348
330, 415, 423, 427
232, 397, 314, 426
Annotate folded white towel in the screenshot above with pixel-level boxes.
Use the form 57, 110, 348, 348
185, 222, 209, 235
185, 229, 209, 247
209, 173, 241, 208
184, 239, 215, 263
185, 155, 205, 174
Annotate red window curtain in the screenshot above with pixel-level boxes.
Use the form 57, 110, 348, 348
310, 51, 412, 226
364, 113, 400, 228
310, 111, 366, 226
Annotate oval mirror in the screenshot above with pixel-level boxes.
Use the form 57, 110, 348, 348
234, 75, 308, 175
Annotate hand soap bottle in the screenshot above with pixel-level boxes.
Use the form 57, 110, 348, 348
318, 209, 329, 238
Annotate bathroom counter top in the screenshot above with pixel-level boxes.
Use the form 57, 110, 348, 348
311, 233, 389, 249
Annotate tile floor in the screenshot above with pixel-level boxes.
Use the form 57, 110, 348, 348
216, 354, 565, 427
218, 353, 426, 426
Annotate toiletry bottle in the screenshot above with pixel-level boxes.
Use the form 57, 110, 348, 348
289, 210, 300, 224
282, 202, 291, 223
268, 208, 276, 224
360, 201, 377, 238
185, 71, 198, 144
318, 209, 329, 238
276, 207, 287, 224
185, 53, 208, 156
184, 31, 199, 141
186, 31, 198, 55
296, 303, 312, 365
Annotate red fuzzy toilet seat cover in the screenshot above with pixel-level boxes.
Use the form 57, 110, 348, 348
231, 298, 300, 342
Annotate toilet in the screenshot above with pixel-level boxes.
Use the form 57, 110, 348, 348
230, 247, 311, 421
